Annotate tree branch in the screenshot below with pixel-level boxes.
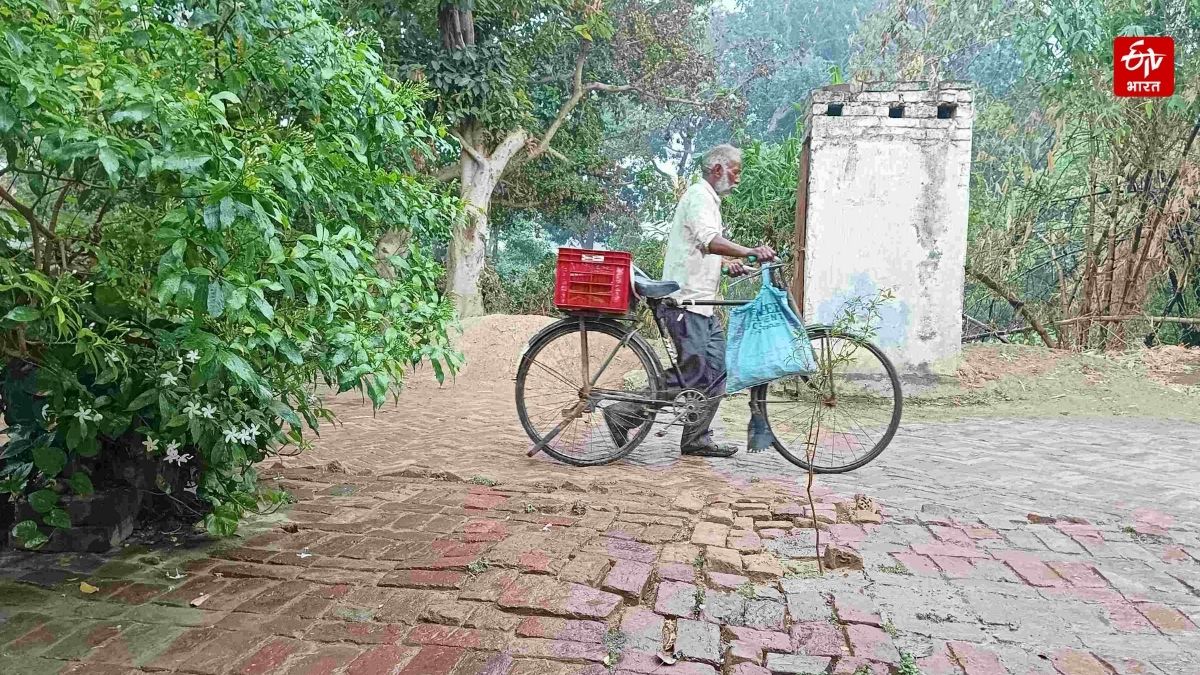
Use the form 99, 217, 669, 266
528, 40, 593, 162
449, 130, 487, 167
966, 263, 1055, 348
0, 182, 51, 240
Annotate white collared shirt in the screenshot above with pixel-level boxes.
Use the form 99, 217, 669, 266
662, 180, 724, 316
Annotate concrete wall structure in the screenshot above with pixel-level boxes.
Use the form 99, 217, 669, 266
794, 82, 974, 379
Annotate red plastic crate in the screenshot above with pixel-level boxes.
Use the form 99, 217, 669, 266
553, 248, 633, 314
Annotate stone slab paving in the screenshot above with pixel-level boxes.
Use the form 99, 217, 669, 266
2, 366, 1199, 675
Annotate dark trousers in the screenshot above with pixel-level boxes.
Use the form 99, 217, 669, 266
606, 305, 729, 451
657, 304, 727, 449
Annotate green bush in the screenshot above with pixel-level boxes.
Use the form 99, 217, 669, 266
0, 0, 462, 545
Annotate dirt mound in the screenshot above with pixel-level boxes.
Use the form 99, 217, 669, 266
1125, 345, 1200, 387
956, 344, 1070, 389
450, 314, 556, 384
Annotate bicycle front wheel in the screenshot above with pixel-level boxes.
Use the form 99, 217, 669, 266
751, 327, 902, 473
515, 318, 664, 466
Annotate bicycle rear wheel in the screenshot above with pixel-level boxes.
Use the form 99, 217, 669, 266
751, 327, 902, 473
515, 318, 664, 466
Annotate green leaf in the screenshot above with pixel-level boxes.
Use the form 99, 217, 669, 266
109, 102, 154, 124
4, 306, 40, 322
32, 447, 67, 477
0, 98, 16, 132
210, 91, 241, 108
163, 152, 212, 173
251, 293, 274, 321
156, 275, 181, 304
68, 472, 94, 497
125, 388, 157, 411
207, 281, 226, 317
29, 489, 58, 514
268, 399, 302, 426
12, 520, 47, 549
219, 352, 257, 383
98, 146, 120, 177
44, 508, 71, 529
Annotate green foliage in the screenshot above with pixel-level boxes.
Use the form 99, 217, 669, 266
724, 134, 801, 253
0, 0, 462, 543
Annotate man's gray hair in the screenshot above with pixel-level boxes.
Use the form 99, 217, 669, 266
702, 144, 743, 174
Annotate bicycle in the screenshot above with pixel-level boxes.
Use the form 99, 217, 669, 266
514, 256, 903, 472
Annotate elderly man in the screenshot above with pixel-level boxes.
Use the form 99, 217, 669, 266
606, 144, 776, 457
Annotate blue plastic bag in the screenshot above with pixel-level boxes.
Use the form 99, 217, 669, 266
725, 271, 816, 393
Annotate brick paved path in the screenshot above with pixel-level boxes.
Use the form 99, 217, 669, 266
2, 360, 1199, 674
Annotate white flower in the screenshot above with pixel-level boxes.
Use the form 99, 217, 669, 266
243, 423, 261, 440
165, 440, 180, 455
73, 408, 101, 423
183, 401, 201, 418
185, 350, 200, 363
200, 404, 217, 419
142, 437, 158, 454
184, 482, 198, 495
160, 372, 178, 386
40, 405, 49, 420
236, 429, 252, 444
176, 356, 184, 368
222, 427, 241, 444
164, 446, 192, 465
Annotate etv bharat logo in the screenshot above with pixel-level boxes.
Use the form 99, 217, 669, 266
1114, 36, 1175, 97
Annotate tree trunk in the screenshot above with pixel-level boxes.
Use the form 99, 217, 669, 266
445, 128, 529, 318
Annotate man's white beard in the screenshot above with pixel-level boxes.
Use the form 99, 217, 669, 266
712, 175, 735, 196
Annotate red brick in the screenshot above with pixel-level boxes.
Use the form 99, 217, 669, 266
1050, 648, 1113, 675
498, 575, 622, 620
279, 644, 359, 675
510, 637, 608, 662
947, 641, 1005, 675
602, 559, 653, 598
404, 623, 508, 650
993, 551, 1066, 587
964, 526, 1001, 540
516, 616, 606, 643
237, 637, 299, 675
1046, 561, 1108, 588
398, 645, 464, 674
929, 525, 973, 544
657, 563, 696, 583
346, 644, 418, 675
846, 624, 899, 664
726, 626, 790, 652
460, 520, 508, 542
916, 644, 963, 675
464, 489, 508, 511
931, 555, 975, 578
891, 552, 940, 576
458, 569, 519, 602
305, 621, 406, 644
1135, 602, 1197, 633
789, 621, 849, 657
104, 582, 169, 605
1055, 522, 1104, 545
911, 543, 988, 559
380, 569, 466, 590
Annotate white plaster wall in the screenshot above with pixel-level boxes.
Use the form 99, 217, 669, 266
802, 85, 973, 377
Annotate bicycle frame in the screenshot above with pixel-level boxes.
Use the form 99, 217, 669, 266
525, 264, 807, 457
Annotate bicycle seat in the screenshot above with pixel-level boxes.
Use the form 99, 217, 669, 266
632, 267, 679, 299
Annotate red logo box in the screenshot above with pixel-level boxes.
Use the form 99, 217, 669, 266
1114, 36, 1174, 97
